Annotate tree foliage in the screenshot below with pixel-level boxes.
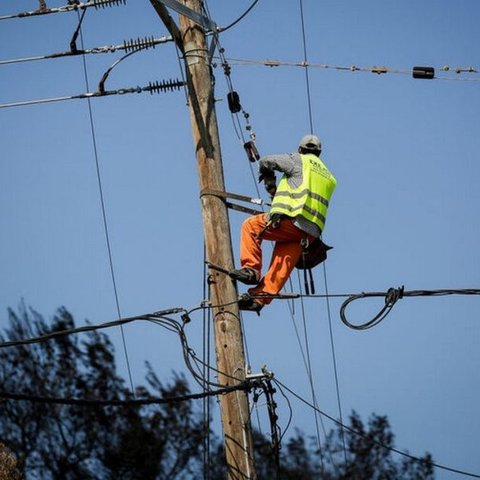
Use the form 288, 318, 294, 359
0, 304, 206, 479
0, 304, 434, 479
0, 442, 22, 480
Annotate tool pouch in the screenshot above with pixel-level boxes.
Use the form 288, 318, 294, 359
296, 238, 332, 270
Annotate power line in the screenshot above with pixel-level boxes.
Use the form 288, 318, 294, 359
75, 13, 136, 396
0, 0, 126, 21
287, 277, 328, 473
273, 378, 480, 479
0, 35, 173, 66
0, 80, 185, 109
339, 287, 480, 330
298, 0, 314, 134
3, 286, 474, 349
220, 57, 480, 81
321, 262, 348, 465
296, 0, 346, 466
0, 381, 253, 407
217, 0, 260, 33
0, 308, 186, 349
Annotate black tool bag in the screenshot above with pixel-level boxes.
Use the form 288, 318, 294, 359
296, 238, 332, 270
295, 238, 332, 295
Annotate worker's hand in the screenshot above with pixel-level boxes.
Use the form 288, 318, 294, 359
258, 167, 274, 183
263, 175, 277, 198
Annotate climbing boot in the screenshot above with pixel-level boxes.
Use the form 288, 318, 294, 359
238, 294, 264, 315
229, 268, 259, 285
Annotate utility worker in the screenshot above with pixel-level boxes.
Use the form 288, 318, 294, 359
231, 134, 337, 313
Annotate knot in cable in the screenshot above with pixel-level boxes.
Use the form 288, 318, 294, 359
385, 285, 404, 307
340, 285, 405, 331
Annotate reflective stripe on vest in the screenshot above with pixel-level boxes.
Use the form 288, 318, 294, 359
270, 154, 336, 231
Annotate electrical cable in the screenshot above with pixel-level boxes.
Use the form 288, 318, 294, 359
272, 378, 480, 479
322, 263, 348, 465
340, 287, 480, 330
0, 0, 126, 21
0, 381, 253, 407
285, 274, 344, 475
270, 377, 293, 445
0, 309, 185, 349
220, 57, 480, 81
296, 0, 347, 467
202, 243, 213, 479
75, 10, 135, 396
291, 275, 327, 473
97, 37, 168, 93
298, 0, 314, 134
218, 0, 260, 33
4, 286, 473, 350
1, 306, 222, 407
0, 35, 174, 66
0, 80, 185, 109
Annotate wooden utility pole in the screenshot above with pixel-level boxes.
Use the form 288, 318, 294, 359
151, 1, 257, 478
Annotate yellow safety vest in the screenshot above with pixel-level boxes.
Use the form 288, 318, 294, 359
270, 154, 336, 231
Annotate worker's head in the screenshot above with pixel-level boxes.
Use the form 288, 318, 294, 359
298, 134, 321, 156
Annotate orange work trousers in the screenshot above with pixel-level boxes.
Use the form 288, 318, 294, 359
240, 213, 315, 305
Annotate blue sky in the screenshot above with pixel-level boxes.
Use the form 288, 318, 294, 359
1, 1, 479, 478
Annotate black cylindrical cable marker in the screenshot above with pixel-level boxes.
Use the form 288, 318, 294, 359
412, 66, 435, 79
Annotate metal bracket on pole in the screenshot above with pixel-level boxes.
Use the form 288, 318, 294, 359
156, 0, 217, 32
245, 365, 274, 381
154, 0, 219, 61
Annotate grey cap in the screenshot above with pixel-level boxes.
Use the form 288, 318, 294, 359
299, 134, 321, 151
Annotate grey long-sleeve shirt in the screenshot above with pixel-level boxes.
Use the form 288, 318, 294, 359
259, 152, 322, 238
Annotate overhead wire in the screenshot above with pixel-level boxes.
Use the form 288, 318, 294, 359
0, 0, 127, 21
217, 0, 260, 33
198, 287, 480, 313
220, 57, 480, 82
273, 377, 480, 479
1, 308, 222, 404
322, 263, 347, 464
0, 381, 254, 407
340, 287, 480, 330
295, 1, 327, 470
0, 308, 185, 349
0, 80, 185, 109
296, 0, 347, 467
285, 280, 328, 473
202, 243, 213, 479
299, 0, 314, 134
0, 35, 174, 66
73, 9, 135, 397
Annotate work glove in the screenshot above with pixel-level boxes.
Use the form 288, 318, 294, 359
263, 175, 277, 198
258, 167, 274, 183
258, 167, 276, 197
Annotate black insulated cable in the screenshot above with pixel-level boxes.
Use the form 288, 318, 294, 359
340, 287, 480, 330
